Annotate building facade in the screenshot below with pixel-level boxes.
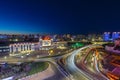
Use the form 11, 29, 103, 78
103, 32, 110, 41
9, 43, 35, 53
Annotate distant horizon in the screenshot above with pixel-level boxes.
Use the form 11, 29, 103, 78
0, 31, 118, 35
0, 29, 118, 35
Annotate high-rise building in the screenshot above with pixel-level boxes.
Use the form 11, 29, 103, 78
103, 32, 110, 41
112, 32, 119, 40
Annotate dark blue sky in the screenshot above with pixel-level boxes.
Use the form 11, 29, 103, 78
0, 0, 120, 34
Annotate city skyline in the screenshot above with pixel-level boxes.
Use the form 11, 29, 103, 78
0, 0, 120, 80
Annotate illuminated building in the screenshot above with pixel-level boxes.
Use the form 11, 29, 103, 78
118, 32, 120, 37
9, 42, 35, 53
39, 36, 53, 50
53, 41, 67, 49
0, 43, 9, 54
112, 32, 115, 40
112, 32, 119, 40
115, 32, 119, 39
67, 34, 71, 38
40, 36, 53, 47
103, 32, 110, 41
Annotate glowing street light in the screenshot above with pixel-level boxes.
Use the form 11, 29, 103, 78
21, 56, 24, 58
4, 56, 7, 59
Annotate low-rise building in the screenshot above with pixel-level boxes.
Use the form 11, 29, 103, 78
9, 42, 35, 53
0, 44, 9, 54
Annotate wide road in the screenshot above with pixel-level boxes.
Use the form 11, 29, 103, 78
75, 46, 109, 80
84, 49, 108, 79
64, 45, 94, 80
0, 44, 109, 80
64, 45, 109, 80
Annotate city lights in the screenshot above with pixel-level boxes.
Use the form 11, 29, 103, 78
0, 0, 120, 79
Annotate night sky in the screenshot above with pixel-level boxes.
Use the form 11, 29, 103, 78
0, 0, 120, 34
